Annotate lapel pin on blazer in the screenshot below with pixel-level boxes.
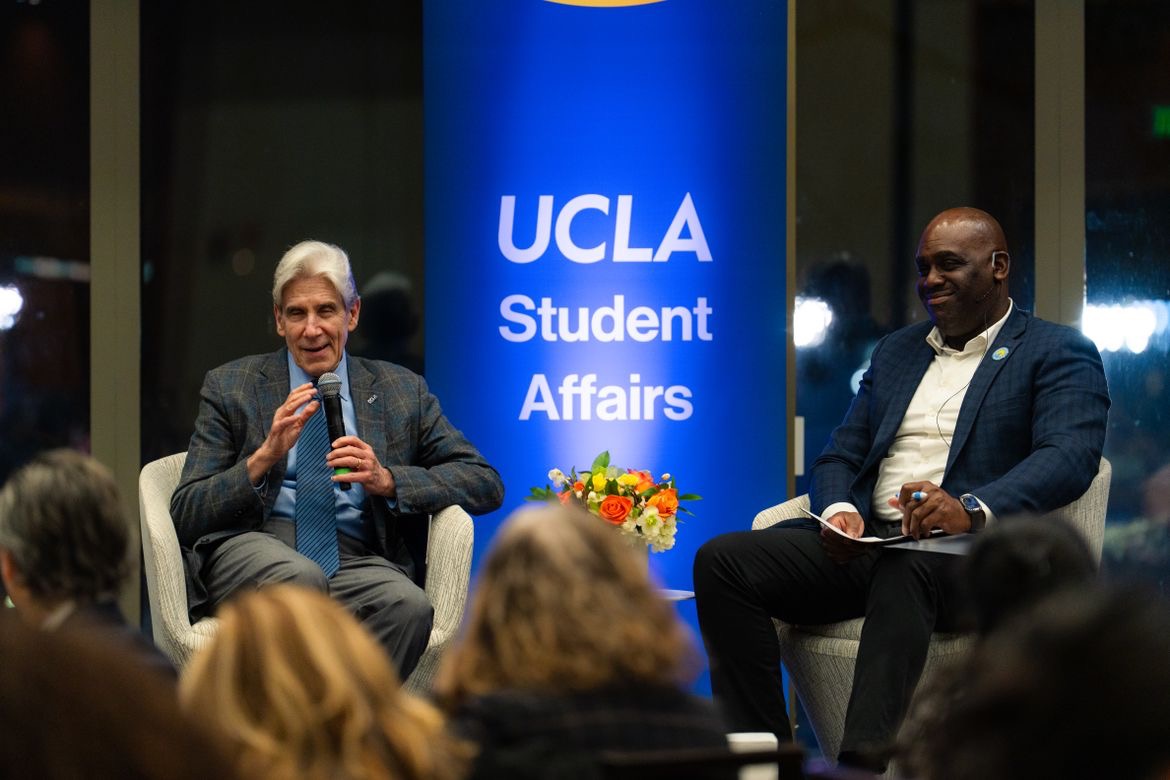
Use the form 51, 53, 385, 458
992, 347, 1010, 361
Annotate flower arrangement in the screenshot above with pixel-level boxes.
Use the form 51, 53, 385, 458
528, 451, 700, 552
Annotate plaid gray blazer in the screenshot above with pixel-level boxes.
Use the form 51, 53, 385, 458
170, 349, 503, 618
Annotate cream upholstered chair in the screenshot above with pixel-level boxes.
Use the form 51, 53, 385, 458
139, 451, 474, 692
751, 458, 1112, 767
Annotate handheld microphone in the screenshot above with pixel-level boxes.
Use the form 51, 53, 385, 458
316, 372, 351, 491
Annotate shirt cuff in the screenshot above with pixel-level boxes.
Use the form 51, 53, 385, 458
821, 501, 861, 521
975, 495, 997, 526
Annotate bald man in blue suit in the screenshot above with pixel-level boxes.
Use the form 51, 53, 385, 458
695, 208, 1109, 772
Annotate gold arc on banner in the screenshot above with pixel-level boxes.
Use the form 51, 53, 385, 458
545, 0, 666, 7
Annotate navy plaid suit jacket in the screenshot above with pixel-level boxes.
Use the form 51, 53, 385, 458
810, 308, 1109, 532
170, 349, 504, 618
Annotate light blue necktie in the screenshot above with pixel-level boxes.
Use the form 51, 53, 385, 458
294, 407, 340, 577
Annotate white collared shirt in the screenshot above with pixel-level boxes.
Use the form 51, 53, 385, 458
824, 300, 1013, 525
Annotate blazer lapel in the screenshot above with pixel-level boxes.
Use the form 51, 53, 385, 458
945, 308, 1029, 472
347, 355, 388, 458
256, 349, 291, 494
870, 339, 935, 460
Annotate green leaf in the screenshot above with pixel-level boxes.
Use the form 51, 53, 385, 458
527, 486, 557, 502
678, 507, 697, 517
677, 493, 702, 501
591, 451, 611, 473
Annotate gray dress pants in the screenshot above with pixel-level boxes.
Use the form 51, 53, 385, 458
204, 519, 433, 678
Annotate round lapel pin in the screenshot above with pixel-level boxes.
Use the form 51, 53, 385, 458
992, 347, 1010, 361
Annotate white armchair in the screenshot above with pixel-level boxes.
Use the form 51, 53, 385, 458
138, 451, 473, 693
752, 458, 1112, 767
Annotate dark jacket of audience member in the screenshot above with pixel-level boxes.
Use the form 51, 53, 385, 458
910, 584, 1170, 780
435, 505, 730, 779
896, 517, 1097, 777
0, 611, 234, 779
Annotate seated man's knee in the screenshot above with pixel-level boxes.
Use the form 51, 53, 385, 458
266, 556, 329, 591
365, 584, 433, 629
694, 533, 741, 593
399, 587, 434, 631
361, 585, 434, 652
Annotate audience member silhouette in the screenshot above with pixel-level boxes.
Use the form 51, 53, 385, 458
0, 610, 235, 779
0, 448, 172, 674
896, 518, 1107, 779
434, 504, 729, 779
179, 585, 466, 780
960, 515, 1097, 635
902, 583, 1170, 780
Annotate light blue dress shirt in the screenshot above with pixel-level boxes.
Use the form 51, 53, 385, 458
271, 352, 367, 541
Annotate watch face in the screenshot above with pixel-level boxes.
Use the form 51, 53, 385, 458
962, 494, 981, 512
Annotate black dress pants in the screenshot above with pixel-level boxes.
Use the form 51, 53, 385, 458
693, 518, 965, 759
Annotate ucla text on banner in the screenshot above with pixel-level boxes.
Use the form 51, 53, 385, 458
424, 0, 788, 622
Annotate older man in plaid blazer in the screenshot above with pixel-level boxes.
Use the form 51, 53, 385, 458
171, 240, 503, 677
695, 208, 1109, 772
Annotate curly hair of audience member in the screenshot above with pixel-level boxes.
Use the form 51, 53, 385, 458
179, 585, 466, 780
435, 504, 699, 708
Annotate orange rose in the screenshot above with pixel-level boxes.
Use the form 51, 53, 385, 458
572, 481, 586, 494
647, 488, 679, 517
630, 469, 656, 493
558, 490, 573, 506
597, 494, 634, 525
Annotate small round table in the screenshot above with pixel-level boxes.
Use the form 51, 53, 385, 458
659, 588, 696, 601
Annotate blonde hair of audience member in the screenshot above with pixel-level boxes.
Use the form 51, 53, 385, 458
435, 504, 698, 708
179, 585, 465, 780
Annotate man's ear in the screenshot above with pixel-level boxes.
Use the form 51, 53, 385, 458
274, 303, 286, 337
347, 297, 361, 333
0, 547, 21, 593
992, 250, 1010, 281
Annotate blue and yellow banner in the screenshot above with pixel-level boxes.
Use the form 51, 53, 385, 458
424, 0, 788, 659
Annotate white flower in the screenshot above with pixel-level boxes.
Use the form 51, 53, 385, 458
639, 506, 662, 539
660, 473, 671, 482
548, 469, 567, 487
651, 534, 676, 552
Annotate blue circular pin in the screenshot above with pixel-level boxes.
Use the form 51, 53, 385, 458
992, 347, 1009, 361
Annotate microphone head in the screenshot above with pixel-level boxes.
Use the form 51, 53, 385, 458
317, 372, 342, 398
